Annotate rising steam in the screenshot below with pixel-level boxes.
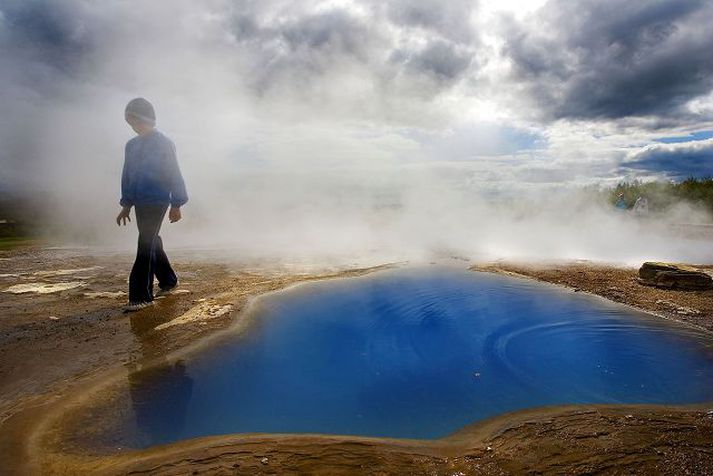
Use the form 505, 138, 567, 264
1, 0, 712, 266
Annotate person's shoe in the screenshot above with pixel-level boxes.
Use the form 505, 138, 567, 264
123, 301, 154, 313
154, 285, 177, 298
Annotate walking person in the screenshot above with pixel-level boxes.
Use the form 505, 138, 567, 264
633, 196, 649, 216
116, 98, 188, 312
615, 193, 628, 211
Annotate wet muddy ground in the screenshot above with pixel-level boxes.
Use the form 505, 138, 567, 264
0, 248, 345, 420
1, 248, 713, 475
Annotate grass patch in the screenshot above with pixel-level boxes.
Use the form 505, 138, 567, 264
0, 237, 37, 250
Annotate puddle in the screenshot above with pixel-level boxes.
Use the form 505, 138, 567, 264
88, 268, 713, 448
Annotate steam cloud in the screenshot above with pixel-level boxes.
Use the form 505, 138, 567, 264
1, 0, 712, 266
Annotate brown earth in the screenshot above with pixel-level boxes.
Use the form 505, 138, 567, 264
471, 261, 713, 333
1, 249, 713, 475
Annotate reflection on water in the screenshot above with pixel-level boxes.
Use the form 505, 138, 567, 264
126, 298, 193, 446
118, 267, 713, 448
128, 361, 193, 444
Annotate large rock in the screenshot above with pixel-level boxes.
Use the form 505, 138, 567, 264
638, 262, 713, 290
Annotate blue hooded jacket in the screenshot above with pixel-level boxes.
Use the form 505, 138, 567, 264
120, 130, 188, 208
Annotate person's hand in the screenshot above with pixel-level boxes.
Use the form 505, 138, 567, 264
169, 206, 182, 223
116, 207, 131, 226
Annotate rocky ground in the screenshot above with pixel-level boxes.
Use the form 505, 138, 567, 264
1, 248, 712, 475
471, 261, 713, 333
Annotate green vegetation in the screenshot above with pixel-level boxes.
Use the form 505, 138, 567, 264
607, 178, 713, 213
0, 237, 36, 250
0, 194, 38, 250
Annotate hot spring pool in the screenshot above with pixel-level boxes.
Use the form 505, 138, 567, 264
116, 268, 713, 448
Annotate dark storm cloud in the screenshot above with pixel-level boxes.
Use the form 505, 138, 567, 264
0, 0, 94, 77
622, 139, 713, 178
232, 8, 375, 58
391, 39, 473, 83
0, 0, 482, 105
282, 11, 371, 57
231, 8, 378, 80
382, 0, 477, 44
501, 0, 713, 121
226, 3, 480, 97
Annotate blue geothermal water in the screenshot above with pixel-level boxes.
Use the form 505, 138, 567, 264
120, 268, 713, 448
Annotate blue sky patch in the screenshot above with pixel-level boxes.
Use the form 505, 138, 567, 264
655, 130, 713, 144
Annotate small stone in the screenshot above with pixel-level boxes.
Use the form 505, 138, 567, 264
49, 316, 59, 321
638, 262, 713, 290
674, 306, 700, 316
260, 457, 269, 465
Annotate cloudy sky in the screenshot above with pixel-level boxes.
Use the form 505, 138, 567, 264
1, 0, 713, 197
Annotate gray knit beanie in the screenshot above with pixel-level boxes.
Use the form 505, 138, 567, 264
125, 97, 156, 126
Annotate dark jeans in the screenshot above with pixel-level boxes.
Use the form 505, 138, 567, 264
129, 204, 177, 303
